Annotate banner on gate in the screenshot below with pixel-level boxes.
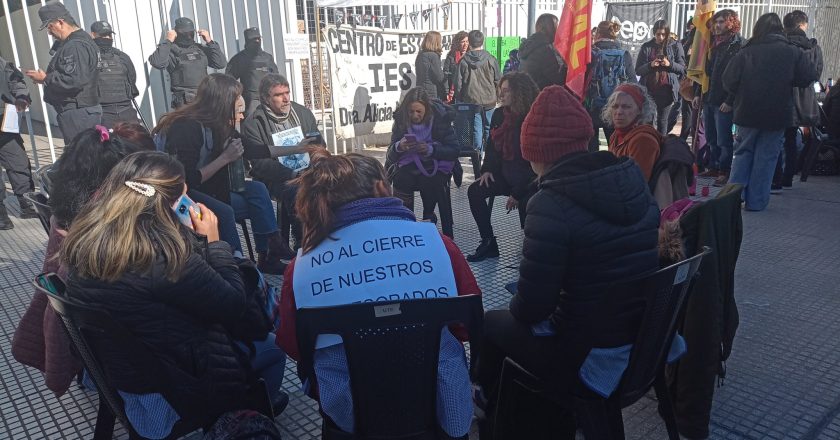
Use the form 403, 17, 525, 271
604, 1, 670, 61
324, 26, 456, 139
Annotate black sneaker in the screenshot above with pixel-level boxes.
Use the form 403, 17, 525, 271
0, 205, 13, 230
770, 184, 783, 194
466, 237, 499, 262
17, 196, 38, 219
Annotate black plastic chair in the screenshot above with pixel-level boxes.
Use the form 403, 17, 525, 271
238, 219, 256, 261
34, 164, 54, 196
296, 295, 484, 440
491, 248, 712, 440
34, 273, 274, 440
452, 103, 487, 175
23, 192, 51, 235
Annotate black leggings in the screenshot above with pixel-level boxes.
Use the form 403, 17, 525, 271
467, 176, 529, 241
391, 167, 452, 236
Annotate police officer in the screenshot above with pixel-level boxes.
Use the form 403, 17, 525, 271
90, 20, 142, 128
26, 1, 101, 143
226, 27, 279, 116
148, 17, 226, 109
0, 56, 37, 229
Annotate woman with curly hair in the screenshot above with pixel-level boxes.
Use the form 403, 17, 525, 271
443, 31, 469, 103
466, 72, 539, 262
604, 82, 661, 180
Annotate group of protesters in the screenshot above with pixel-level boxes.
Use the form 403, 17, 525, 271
1, 0, 831, 438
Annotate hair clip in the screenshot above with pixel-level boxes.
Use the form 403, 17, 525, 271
125, 181, 156, 197
95, 125, 110, 142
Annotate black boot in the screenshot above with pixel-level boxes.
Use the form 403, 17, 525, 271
17, 196, 38, 219
467, 237, 499, 262
257, 232, 295, 275
0, 203, 13, 230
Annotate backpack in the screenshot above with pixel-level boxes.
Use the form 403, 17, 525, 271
202, 409, 283, 440
585, 48, 628, 114
650, 135, 695, 209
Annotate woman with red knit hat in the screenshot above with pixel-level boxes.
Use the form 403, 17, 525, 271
604, 82, 661, 181
474, 85, 660, 437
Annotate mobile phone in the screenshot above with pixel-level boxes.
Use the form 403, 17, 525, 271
404, 133, 417, 143
657, 54, 666, 61
304, 131, 324, 146
172, 194, 200, 228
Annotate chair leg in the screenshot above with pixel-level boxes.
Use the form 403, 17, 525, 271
440, 183, 454, 239
654, 374, 681, 440
92, 399, 116, 440
238, 220, 255, 261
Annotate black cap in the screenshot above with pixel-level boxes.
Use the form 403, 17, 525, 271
90, 21, 114, 35
174, 17, 195, 33
244, 27, 261, 41
38, 1, 73, 30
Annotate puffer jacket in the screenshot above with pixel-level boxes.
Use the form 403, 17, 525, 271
787, 29, 823, 126
66, 239, 253, 421
454, 49, 500, 108
722, 33, 819, 130
386, 99, 460, 172
415, 50, 446, 99
519, 32, 568, 90
512, 151, 660, 348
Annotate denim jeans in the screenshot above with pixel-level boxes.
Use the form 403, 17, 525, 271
474, 108, 494, 152
236, 333, 287, 404
729, 126, 785, 211
703, 103, 735, 171
190, 180, 279, 253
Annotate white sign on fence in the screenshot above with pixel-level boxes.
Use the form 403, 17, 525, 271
324, 26, 457, 139
283, 33, 312, 60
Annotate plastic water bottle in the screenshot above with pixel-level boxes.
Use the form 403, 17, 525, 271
227, 122, 246, 193
828, 78, 834, 91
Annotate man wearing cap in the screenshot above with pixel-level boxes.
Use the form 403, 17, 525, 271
226, 27, 279, 116
148, 17, 226, 109
0, 56, 37, 229
90, 20, 142, 128
25, 1, 101, 142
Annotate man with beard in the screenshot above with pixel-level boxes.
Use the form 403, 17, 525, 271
226, 27, 279, 116
26, 1, 101, 142
89, 21, 142, 128
148, 17, 226, 109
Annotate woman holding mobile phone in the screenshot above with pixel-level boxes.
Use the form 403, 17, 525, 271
386, 87, 460, 237
636, 20, 686, 134
60, 151, 286, 435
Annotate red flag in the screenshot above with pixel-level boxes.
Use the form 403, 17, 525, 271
554, 0, 592, 99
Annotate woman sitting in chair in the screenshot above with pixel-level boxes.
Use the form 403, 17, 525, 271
60, 151, 285, 436
605, 83, 662, 181
153, 73, 294, 274
474, 86, 660, 437
466, 72, 539, 262
276, 150, 479, 439
12, 123, 152, 397
386, 87, 460, 237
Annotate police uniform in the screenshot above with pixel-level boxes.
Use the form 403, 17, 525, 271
90, 21, 141, 128
0, 56, 36, 228
226, 27, 279, 116
148, 17, 227, 109
38, 3, 102, 143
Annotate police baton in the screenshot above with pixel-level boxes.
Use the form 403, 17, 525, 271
131, 98, 151, 132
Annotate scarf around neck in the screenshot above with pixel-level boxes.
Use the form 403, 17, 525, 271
490, 108, 521, 161
333, 197, 416, 231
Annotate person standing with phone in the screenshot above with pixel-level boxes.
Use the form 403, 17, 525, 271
0, 55, 37, 229
26, 1, 101, 143
636, 20, 686, 135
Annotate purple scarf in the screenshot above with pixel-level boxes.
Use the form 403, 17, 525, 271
396, 117, 455, 176
333, 197, 416, 231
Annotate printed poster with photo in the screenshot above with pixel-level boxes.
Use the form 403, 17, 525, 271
271, 126, 311, 173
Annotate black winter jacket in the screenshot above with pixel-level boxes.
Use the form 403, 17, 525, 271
512, 152, 660, 347
386, 99, 459, 172
636, 39, 686, 105
415, 51, 446, 99
519, 32, 568, 90
722, 33, 819, 130
703, 34, 743, 107
66, 240, 253, 421
480, 109, 535, 200
787, 30, 823, 126
43, 30, 101, 110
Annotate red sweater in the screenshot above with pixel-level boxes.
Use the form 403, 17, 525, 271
276, 234, 481, 361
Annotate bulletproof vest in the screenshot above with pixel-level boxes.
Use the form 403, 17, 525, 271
242, 52, 274, 96
170, 44, 208, 91
97, 50, 132, 105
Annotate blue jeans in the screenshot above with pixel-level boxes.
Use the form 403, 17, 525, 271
703, 103, 735, 171
729, 126, 785, 211
237, 333, 287, 404
474, 108, 494, 152
189, 180, 279, 253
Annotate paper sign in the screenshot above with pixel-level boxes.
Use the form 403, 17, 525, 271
293, 219, 458, 348
283, 33, 311, 60
271, 126, 310, 173
1, 104, 20, 134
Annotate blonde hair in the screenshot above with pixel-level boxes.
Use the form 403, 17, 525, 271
61, 151, 190, 282
421, 31, 443, 55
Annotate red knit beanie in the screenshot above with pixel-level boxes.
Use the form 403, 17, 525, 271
520, 85, 594, 164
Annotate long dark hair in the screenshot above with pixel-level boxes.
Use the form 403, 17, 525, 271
399, 88, 433, 127
294, 150, 389, 253
752, 13, 784, 40
153, 73, 242, 143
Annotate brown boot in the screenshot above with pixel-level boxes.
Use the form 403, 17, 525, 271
257, 252, 287, 275
714, 170, 730, 187
267, 231, 296, 261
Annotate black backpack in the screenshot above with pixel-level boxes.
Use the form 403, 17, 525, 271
203, 409, 283, 440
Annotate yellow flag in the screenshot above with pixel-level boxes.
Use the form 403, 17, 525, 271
686, 0, 716, 93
